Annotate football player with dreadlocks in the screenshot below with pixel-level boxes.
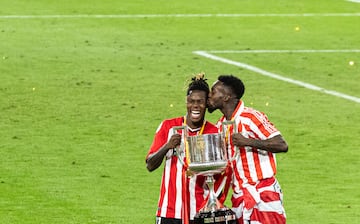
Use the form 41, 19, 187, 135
146, 73, 231, 224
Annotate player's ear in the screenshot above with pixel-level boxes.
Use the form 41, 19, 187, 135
223, 94, 231, 102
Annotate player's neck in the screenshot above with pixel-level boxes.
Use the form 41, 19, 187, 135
186, 118, 205, 130
223, 99, 239, 120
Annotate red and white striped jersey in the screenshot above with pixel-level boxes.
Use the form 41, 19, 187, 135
146, 116, 220, 220
216, 101, 281, 191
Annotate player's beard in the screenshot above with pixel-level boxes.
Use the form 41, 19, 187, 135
207, 105, 216, 113
207, 98, 218, 113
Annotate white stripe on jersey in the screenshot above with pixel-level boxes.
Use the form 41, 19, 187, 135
161, 157, 171, 217
259, 152, 275, 178
257, 200, 284, 213
188, 176, 196, 220
244, 146, 258, 182
175, 157, 183, 218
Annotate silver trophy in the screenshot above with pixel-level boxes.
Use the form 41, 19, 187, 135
173, 121, 238, 223
186, 133, 228, 212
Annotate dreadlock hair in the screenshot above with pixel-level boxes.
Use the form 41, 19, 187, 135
218, 75, 245, 99
186, 73, 210, 96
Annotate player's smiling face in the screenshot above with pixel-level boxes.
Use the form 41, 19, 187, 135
186, 90, 207, 126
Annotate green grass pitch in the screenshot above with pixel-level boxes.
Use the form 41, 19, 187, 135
1, 0, 360, 223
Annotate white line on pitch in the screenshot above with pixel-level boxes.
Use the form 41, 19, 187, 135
206, 49, 360, 54
347, 0, 360, 3
193, 50, 360, 104
1, 13, 360, 19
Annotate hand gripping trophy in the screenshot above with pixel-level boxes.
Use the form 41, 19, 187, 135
173, 121, 238, 224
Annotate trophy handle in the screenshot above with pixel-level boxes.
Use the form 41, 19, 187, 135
221, 121, 239, 162
172, 126, 187, 165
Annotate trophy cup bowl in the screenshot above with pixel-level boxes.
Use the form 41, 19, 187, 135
186, 133, 228, 176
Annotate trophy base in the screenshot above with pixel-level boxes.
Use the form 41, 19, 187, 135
194, 208, 237, 224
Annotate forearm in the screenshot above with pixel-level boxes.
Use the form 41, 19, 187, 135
243, 135, 288, 153
146, 144, 171, 172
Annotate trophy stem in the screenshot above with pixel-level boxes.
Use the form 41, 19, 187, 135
203, 175, 220, 212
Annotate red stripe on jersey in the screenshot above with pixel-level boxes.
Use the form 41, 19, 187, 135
256, 176, 275, 188
252, 150, 263, 181
232, 158, 243, 187
250, 208, 286, 224
239, 147, 253, 183
269, 153, 277, 175
231, 194, 242, 208
260, 191, 281, 202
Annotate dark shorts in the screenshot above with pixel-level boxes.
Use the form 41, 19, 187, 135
155, 217, 181, 224
155, 217, 195, 224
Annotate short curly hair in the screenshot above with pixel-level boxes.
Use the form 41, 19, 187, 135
187, 73, 210, 97
218, 75, 245, 99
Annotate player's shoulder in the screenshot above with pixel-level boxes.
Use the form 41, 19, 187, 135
243, 106, 266, 117
155, 117, 183, 133
241, 106, 271, 125
161, 117, 183, 127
